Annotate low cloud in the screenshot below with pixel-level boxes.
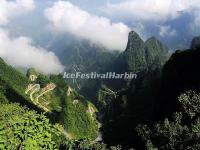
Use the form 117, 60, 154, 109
190, 8, 200, 34
0, 0, 35, 25
45, 1, 131, 50
0, 0, 64, 74
0, 29, 64, 74
159, 25, 177, 37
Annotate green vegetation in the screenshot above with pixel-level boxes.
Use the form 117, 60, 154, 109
36, 74, 51, 88
57, 41, 119, 74
56, 41, 119, 104
123, 31, 147, 72
1, 32, 200, 149
0, 57, 100, 145
0, 103, 63, 149
137, 91, 200, 150
0, 59, 40, 118
0, 58, 29, 102
144, 37, 169, 66
102, 31, 170, 147
26, 68, 39, 77
62, 90, 99, 140
34, 74, 99, 140
0, 80, 8, 103
0, 58, 29, 90
122, 32, 169, 73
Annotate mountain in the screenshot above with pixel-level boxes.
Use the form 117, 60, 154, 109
0, 59, 99, 140
105, 31, 169, 89
101, 35, 200, 149
101, 31, 170, 148
156, 36, 200, 119
53, 32, 169, 113
135, 36, 200, 150
144, 36, 169, 66
2, 30, 200, 149
99, 31, 170, 110
54, 40, 119, 104
113, 32, 169, 73
57, 41, 119, 72
123, 31, 147, 73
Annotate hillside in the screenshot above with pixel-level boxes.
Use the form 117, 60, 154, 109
102, 35, 200, 149
26, 69, 99, 140
0, 58, 32, 106
136, 36, 200, 150
156, 36, 200, 119
60, 31, 170, 113
0, 59, 99, 141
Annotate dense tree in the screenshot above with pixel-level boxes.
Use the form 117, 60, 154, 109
0, 103, 63, 149
61, 90, 99, 140
36, 74, 50, 88
26, 68, 39, 78
136, 91, 200, 150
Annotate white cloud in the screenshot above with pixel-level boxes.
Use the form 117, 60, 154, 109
0, 0, 35, 25
45, 1, 131, 50
0, 0, 64, 74
0, 28, 64, 74
190, 9, 200, 33
103, 0, 199, 22
159, 25, 177, 37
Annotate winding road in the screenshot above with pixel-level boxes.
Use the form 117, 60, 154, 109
25, 83, 56, 112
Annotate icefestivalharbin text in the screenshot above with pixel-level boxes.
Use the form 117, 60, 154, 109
63, 72, 137, 80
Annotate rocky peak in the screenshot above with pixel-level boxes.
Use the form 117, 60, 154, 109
145, 36, 168, 53
122, 31, 146, 72
125, 31, 144, 51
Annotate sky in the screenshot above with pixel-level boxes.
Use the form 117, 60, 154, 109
0, 0, 200, 74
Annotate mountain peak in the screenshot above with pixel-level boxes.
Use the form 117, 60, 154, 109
145, 36, 164, 48
122, 31, 146, 72
128, 30, 138, 37
144, 36, 169, 66
126, 31, 144, 51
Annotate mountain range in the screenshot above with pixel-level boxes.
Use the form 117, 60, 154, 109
1, 30, 200, 149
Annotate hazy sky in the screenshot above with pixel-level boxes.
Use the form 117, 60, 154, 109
0, 0, 200, 73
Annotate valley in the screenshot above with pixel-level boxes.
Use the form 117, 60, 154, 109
1, 31, 200, 149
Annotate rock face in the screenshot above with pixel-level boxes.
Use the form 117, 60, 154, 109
107, 31, 169, 89
144, 36, 169, 67
116, 31, 169, 74
123, 31, 147, 73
